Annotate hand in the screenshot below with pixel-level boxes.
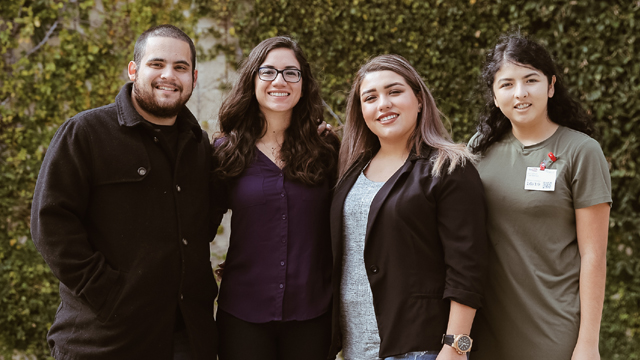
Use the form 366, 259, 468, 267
435, 344, 468, 360
214, 260, 225, 282
316, 120, 332, 136
571, 342, 600, 360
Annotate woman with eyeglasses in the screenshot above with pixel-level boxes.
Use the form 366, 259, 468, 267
211, 36, 339, 360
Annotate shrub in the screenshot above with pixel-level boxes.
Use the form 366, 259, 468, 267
219, 0, 639, 358
0, 1, 198, 357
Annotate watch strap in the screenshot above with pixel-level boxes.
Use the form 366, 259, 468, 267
442, 334, 455, 346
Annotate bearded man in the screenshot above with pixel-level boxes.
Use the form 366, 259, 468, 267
31, 25, 218, 360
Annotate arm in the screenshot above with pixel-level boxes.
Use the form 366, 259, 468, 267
571, 202, 610, 360
210, 137, 231, 279
437, 301, 477, 360
31, 120, 121, 315
209, 135, 231, 237
433, 164, 488, 358
436, 163, 488, 309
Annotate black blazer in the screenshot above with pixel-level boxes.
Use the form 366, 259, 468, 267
328, 148, 488, 358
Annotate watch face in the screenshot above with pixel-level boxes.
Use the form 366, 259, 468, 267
457, 336, 471, 351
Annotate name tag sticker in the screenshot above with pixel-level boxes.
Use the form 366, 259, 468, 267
524, 167, 557, 191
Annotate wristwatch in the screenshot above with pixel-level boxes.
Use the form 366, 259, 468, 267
441, 334, 473, 354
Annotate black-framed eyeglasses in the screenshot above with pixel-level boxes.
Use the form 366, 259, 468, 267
258, 67, 302, 83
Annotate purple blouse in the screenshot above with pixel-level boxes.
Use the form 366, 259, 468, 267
215, 148, 333, 323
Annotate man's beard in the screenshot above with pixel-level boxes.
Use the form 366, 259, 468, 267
132, 78, 192, 119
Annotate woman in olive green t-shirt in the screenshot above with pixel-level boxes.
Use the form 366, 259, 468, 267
469, 33, 611, 360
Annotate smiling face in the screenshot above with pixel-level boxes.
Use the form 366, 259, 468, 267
254, 48, 302, 120
493, 61, 555, 130
127, 36, 197, 125
359, 70, 421, 148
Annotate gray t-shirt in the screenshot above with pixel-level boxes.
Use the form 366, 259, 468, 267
471, 126, 611, 360
340, 171, 386, 360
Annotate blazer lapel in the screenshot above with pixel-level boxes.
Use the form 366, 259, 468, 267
364, 159, 415, 244
365, 147, 434, 241
330, 155, 370, 259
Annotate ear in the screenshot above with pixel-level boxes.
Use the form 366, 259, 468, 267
493, 94, 499, 108
128, 61, 137, 81
193, 69, 198, 89
548, 75, 556, 98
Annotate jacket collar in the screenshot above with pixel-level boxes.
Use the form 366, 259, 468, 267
330, 144, 436, 257
408, 144, 434, 161
339, 143, 434, 179
115, 82, 203, 142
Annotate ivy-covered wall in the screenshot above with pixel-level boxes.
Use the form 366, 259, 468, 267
1, 0, 638, 358
0, 1, 198, 358
221, 0, 638, 358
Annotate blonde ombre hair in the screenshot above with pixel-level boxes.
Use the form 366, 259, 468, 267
338, 54, 476, 180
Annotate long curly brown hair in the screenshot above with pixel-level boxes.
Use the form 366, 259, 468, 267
213, 36, 338, 185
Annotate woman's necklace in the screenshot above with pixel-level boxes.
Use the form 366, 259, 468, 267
257, 138, 284, 168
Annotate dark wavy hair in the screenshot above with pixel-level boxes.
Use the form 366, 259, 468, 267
471, 32, 594, 154
213, 36, 338, 185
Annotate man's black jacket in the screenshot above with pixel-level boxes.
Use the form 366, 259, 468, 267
31, 83, 218, 359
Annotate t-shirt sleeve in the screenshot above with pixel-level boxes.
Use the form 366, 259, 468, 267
571, 137, 612, 209
467, 131, 481, 150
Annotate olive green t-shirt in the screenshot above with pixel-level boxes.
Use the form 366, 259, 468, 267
471, 126, 611, 360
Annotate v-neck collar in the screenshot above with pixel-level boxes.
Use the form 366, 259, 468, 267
255, 146, 284, 171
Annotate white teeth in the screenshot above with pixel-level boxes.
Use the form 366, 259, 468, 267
515, 103, 531, 109
269, 92, 289, 97
379, 114, 398, 121
158, 86, 175, 91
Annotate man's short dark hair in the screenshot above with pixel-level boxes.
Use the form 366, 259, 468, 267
133, 24, 197, 76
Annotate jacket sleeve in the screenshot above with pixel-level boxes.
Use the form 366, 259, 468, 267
31, 118, 121, 314
209, 137, 230, 238
435, 163, 489, 309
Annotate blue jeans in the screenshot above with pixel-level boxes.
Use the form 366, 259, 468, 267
384, 351, 470, 360
384, 351, 440, 360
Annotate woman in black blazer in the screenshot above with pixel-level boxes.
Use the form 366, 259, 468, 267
329, 55, 488, 360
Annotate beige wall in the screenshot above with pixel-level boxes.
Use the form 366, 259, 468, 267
186, 18, 236, 263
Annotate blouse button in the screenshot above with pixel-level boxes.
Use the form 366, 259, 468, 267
137, 167, 147, 176
282, 215, 286, 220
370, 266, 379, 274
176, 185, 181, 192
153, 137, 159, 143
182, 238, 188, 245
279, 284, 284, 289
280, 261, 285, 266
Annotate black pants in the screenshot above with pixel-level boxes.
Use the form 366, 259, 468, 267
217, 308, 332, 360
172, 327, 193, 360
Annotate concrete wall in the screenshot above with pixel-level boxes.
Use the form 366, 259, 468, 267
186, 18, 236, 264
